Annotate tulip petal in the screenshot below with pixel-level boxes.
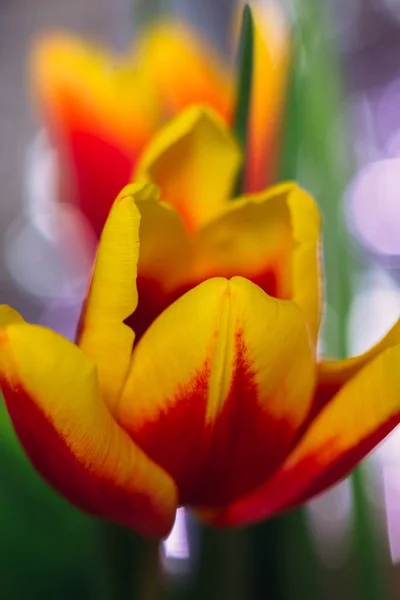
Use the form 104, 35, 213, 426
31, 34, 156, 236
116, 276, 314, 507
125, 195, 192, 341
0, 306, 24, 327
208, 344, 400, 527
245, 3, 290, 190
135, 106, 241, 232
78, 183, 151, 411
314, 319, 400, 416
0, 323, 178, 537
136, 20, 232, 121
190, 183, 322, 345
134, 195, 189, 288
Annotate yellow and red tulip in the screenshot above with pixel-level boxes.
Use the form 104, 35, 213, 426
30, 4, 289, 238
1, 108, 400, 537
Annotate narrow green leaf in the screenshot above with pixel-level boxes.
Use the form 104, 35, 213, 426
232, 4, 254, 195
278, 1, 389, 599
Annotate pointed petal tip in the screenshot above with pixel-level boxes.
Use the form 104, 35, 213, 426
118, 181, 161, 204
135, 105, 241, 231
0, 306, 24, 328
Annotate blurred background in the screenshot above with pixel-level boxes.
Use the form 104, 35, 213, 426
3, 0, 400, 598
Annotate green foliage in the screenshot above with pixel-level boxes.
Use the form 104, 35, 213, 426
0, 397, 106, 600
278, 2, 388, 599
232, 4, 254, 195
278, 0, 352, 357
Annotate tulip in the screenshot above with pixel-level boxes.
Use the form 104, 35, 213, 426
2, 108, 400, 538
30, 3, 289, 238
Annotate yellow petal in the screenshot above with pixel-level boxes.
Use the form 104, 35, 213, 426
136, 20, 232, 121
190, 183, 322, 346
134, 194, 190, 292
124, 194, 192, 341
209, 344, 400, 526
0, 306, 24, 327
78, 183, 155, 411
315, 318, 400, 414
116, 277, 314, 507
135, 106, 241, 232
0, 323, 177, 537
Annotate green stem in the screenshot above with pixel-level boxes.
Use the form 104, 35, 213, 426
351, 468, 388, 600
99, 522, 162, 600
138, 540, 163, 600
191, 526, 250, 600
99, 522, 135, 599
251, 509, 320, 600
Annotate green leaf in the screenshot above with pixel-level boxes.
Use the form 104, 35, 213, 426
232, 4, 254, 196
0, 398, 100, 599
278, 2, 389, 599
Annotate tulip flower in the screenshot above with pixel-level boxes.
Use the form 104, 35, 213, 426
31, 3, 289, 238
2, 108, 400, 538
